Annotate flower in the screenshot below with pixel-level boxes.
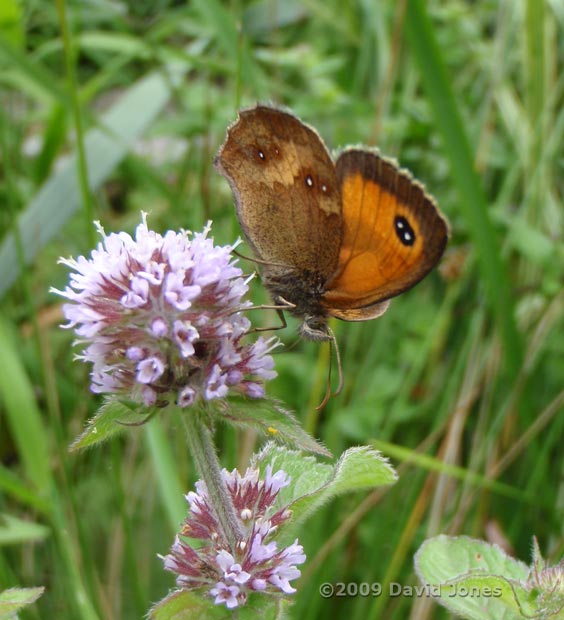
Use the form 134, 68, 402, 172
525, 556, 564, 617
52, 214, 278, 407
162, 465, 306, 608
528, 563, 564, 592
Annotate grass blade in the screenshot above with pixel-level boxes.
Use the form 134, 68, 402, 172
404, 0, 523, 377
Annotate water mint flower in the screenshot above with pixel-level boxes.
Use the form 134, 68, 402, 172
526, 544, 564, 615
162, 465, 306, 608
53, 214, 278, 408
528, 562, 564, 592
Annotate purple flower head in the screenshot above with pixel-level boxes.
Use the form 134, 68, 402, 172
527, 558, 564, 594
162, 465, 305, 608
53, 215, 278, 407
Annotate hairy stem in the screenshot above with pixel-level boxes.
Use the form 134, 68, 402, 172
182, 408, 243, 547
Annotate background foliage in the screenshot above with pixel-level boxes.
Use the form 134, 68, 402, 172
1, 0, 563, 618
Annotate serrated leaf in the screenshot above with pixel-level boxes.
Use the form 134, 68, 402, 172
149, 588, 292, 620
253, 444, 397, 541
70, 398, 157, 452
237, 592, 290, 620
211, 397, 331, 457
0, 587, 44, 619
252, 444, 333, 508
149, 590, 227, 620
330, 446, 398, 493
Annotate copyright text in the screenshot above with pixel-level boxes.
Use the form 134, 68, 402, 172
318, 582, 503, 598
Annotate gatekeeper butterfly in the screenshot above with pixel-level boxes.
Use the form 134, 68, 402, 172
214, 105, 449, 342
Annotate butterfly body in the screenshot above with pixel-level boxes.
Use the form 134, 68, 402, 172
259, 266, 334, 340
214, 105, 449, 340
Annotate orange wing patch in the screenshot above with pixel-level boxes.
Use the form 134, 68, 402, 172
322, 150, 448, 311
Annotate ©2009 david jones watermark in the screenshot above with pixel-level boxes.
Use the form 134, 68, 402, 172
319, 582, 503, 598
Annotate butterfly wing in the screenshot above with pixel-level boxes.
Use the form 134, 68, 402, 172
214, 105, 342, 280
322, 149, 448, 319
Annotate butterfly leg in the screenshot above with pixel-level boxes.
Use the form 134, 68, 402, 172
247, 308, 288, 334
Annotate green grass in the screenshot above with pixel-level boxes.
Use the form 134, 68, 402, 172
1, 0, 563, 618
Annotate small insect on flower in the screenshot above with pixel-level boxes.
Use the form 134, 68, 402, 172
52, 214, 278, 408
162, 465, 306, 608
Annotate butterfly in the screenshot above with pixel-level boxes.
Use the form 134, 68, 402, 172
214, 104, 449, 345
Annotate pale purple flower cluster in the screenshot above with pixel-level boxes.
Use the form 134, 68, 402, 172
525, 556, 564, 616
162, 465, 305, 608
527, 560, 564, 593
53, 215, 277, 407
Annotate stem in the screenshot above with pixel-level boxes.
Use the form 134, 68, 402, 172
55, 0, 95, 246
182, 407, 243, 548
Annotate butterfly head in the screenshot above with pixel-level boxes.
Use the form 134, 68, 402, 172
298, 314, 331, 341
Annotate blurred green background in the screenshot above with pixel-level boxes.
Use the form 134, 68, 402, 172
1, 0, 563, 618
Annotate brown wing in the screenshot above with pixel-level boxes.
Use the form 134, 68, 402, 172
214, 105, 342, 279
322, 149, 449, 315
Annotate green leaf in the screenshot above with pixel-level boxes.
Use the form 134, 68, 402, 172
0, 514, 50, 546
70, 398, 158, 452
238, 593, 291, 620
415, 535, 529, 585
439, 575, 536, 620
328, 446, 398, 494
211, 397, 331, 457
252, 444, 333, 506
148, 590, 227, 620
415, 535, 535, 620
149, 589, 292, 620
253, 444, 397, 540
0, 587, 45, 619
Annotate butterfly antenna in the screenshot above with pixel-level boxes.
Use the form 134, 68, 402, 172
232, 248, 288, 270
315, 327, 343, 410
232, 248, 259, 263
316, 352, 333, 411
328, 326, 344, 397
283, 335, 302, 352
